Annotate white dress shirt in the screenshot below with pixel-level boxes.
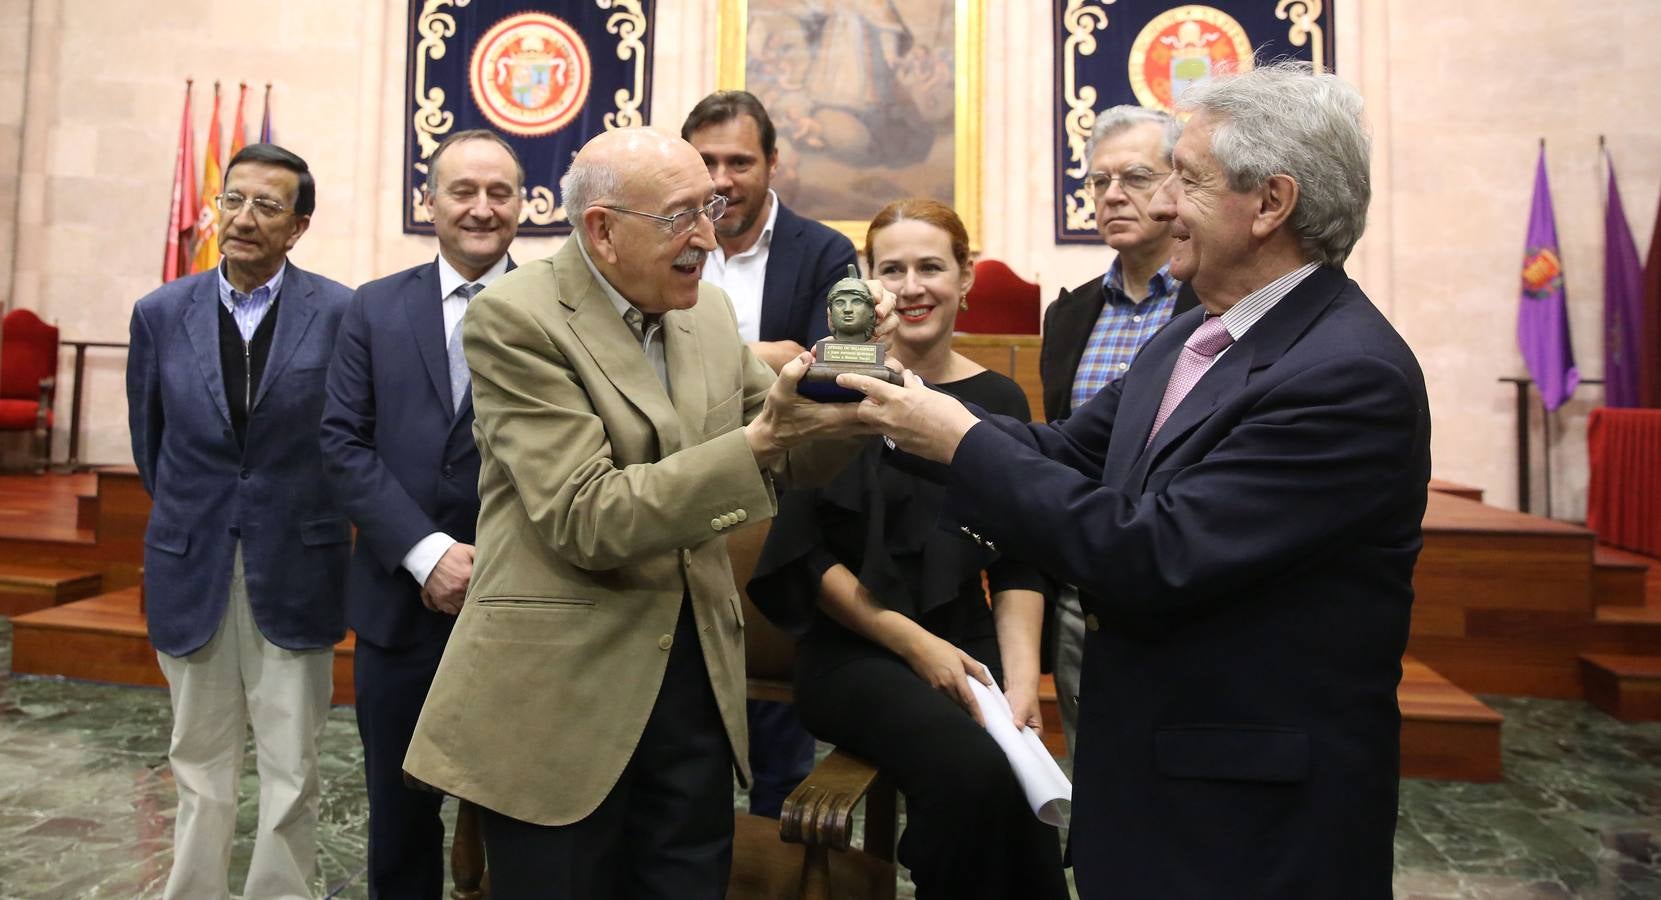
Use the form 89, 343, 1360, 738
700, 189, 779, 344
400, 252, 511, 589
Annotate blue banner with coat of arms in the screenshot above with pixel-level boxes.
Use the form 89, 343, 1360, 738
404, 0, 655, 236
1052, 1, 1335, 244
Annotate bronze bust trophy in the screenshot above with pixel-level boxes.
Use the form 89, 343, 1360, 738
798, 266, 905, 402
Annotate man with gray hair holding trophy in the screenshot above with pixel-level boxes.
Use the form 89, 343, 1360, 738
842, 63, 1429, 898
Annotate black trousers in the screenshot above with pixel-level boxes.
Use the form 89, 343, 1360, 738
477, 600, 734, 900
794, 631, 1070, 900
745, 699, 816, 817
354, 635, 448, 900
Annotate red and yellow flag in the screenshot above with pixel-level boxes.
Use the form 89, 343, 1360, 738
190, 82, 223, 274
229, 82, 248, 158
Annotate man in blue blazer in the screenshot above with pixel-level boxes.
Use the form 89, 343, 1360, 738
320, 129, 523, 899
682, 91, 859, 817
127, 143, 352, 900
843, 64, 1428, 899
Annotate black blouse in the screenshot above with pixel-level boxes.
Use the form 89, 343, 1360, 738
747, 370, 1045, 648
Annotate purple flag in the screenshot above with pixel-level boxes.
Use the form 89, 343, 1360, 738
1603, 150, 1644, 407
1518, 146, 1579, 411
259, 83, 273, 144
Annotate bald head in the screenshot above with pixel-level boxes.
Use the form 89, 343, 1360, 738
562, 127, 719, 314
561, 128, 705, 240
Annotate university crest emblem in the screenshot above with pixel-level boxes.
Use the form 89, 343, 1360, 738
1127, 6, 1254, 113
469, 13, 591, 137
1521, 247, 1564, 298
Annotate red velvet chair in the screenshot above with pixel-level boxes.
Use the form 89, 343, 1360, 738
1, 309, 59, 470
957, 259, 1041, 335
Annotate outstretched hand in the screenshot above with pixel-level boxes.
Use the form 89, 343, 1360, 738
744, 352, 876, 465
835, 368, 982, 464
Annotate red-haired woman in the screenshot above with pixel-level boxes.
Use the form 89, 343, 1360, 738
749, 199, 1068, 898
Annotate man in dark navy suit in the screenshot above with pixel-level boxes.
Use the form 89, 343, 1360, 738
843, 63, 1429, 899
128, 143, 353, 900
682, 91, 859, 817
320, 129, 521, 899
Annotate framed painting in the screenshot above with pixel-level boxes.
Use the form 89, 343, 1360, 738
716, 0, 983, 248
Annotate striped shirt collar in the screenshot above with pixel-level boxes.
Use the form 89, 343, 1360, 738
1216, 261, 1320, 342
1102, 257, 1178, 306
217, 261, 286, 308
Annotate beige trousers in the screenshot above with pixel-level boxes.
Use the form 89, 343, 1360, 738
156, 545, 333, 900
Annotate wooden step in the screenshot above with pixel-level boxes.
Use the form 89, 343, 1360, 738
9, 588, 358, 705
1594, 545, 1651, 608
1398, 657, 1504, 782
1581, 653, 1661, 721
1428, 478, 1484, 503
75, 491, 98, 531
0, 562, 103, 617
1588, 604, 1661, 657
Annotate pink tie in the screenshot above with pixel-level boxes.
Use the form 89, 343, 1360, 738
1146, 315, 1234, 446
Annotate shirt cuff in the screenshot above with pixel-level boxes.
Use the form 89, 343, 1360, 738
402, 532, 457, 588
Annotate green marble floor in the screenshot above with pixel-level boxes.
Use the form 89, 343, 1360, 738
2, 615, 1660, 899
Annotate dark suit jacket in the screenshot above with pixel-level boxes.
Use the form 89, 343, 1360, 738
1039, 274, 1199, 422
320, 259, 510, 649
941, 266, 1429, 899
126, 264, 354, 657
758, 203, 859, 345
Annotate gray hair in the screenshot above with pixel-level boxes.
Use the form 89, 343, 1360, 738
559, 156, 623, 246
1177, 60, 1370, 267
1083, 105, 1182, 168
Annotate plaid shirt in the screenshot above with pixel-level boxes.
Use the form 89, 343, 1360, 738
1070, 259, 1180, 411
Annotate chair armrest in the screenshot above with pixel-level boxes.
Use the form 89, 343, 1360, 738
779, 748, 883, 850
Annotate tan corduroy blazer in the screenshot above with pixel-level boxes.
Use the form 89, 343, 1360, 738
404, 239, 842, 826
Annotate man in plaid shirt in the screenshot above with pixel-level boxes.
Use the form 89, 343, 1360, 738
1038, 106, 1200, 757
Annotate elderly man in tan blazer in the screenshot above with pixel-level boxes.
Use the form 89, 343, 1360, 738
404, 128, 889, 899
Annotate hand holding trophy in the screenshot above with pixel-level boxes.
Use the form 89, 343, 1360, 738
797, 265, 907, 402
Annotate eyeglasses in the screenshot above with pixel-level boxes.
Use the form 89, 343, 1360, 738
1084, 169, 1171, 195
601, 195, 727, 236
215, 192, 290, 220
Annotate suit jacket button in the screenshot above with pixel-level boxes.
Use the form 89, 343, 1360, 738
736, 508, 747, 522
711, 517, 723, 531
682, 549, 693, 566
239, 468, 250, 480
442, 465, 454, 479
658, 634, 673, 651
228, 526, 241, 538
1085, 613, 1100, 632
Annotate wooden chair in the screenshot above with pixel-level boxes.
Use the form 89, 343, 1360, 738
957, 260, 1041, 335
726, 519, 899, 900
0, 308, 59, 470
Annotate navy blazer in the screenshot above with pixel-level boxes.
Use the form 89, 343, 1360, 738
127, 265, 354, 657
941, 266, 1429, 898
757, 203, 858, 345
320, 259, 505, 649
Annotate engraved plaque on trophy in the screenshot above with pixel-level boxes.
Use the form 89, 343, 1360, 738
797, 266, 905, 402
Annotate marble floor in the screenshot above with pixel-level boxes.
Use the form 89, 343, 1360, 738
3, 617, 1660, 900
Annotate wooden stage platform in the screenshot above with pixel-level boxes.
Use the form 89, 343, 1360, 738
5, 469, 1658, 784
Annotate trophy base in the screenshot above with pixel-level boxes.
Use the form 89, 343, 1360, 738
797, 364, 904, 403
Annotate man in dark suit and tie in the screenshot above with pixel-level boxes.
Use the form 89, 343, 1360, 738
320, 129, 523, 899
1039, 105, 1199, 758
127, 143, 353, 900
681, 90, 859, 817
844, 63, 1429, 899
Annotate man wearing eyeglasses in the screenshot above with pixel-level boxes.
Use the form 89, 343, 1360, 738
1039, 106, 1200, 759
404, 127, 894, 899
127, 143, 353, 900
681, 89, 860, 821
319, 129, 522, 900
